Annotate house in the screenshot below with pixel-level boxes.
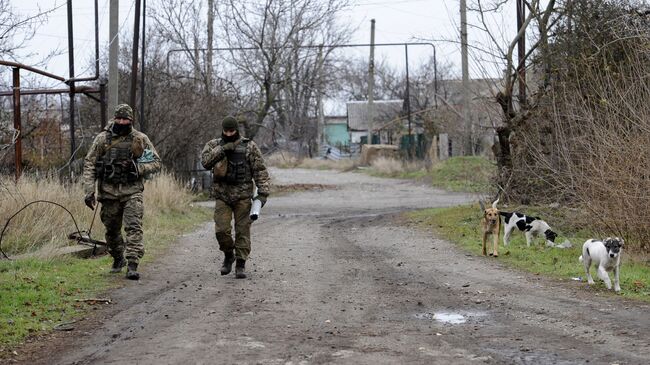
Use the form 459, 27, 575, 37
323, 115, 349, 148
432, 78, 502, 157
346, 100, 404, 144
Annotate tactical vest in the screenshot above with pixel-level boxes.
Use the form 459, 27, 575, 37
223, 139, 252, 184
96, 134, 139, 184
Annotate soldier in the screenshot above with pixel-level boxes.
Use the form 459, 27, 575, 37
201, 116, 270, 279
82, 104, 161, 280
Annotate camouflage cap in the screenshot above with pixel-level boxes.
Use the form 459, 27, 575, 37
222, 116, 239, 130
114, 103, 134, 121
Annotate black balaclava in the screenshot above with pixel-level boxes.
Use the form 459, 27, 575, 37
222, 130, 240, 143
112, 123, 133, 136
221, 116, 240, 142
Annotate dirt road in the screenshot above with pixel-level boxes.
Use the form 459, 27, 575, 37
24, 168, 650, 364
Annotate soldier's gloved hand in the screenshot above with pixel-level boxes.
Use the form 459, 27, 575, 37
222, 142, 236, 151
84, 192, 96, 210
256, 194, 268, 207
120, 160, 139, 180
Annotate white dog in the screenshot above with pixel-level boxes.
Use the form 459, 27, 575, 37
499, 211, 558, 247
579, 237, 624, 292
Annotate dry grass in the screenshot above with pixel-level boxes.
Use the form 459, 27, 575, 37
297, 158, 356, 171
266, 151, 357, 171
369, 157, 425, 177
265, 151, 300, 168
369, 157, 403, 176
143, 171, 193, 215
0, 172, 193, 257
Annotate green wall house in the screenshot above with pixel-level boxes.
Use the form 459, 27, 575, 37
324, 116, 349, 147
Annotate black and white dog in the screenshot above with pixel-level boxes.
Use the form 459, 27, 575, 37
579, 237, 624, 292
499, 211, 558, 247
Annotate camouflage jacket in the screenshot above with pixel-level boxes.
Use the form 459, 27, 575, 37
82, 123, 162, 200
201, 136, 270, 203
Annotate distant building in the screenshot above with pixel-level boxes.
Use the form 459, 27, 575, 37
323, 115, 349, 148
346, 100, 404, 144
432, 78, 502, 157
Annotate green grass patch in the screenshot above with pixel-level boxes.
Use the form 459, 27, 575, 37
429, 156, 495, 192
397, 170, 429, 180
407, 204, 650, 302
0, 206, 211, 349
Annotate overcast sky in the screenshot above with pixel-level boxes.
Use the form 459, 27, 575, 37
11, 0, 517, 88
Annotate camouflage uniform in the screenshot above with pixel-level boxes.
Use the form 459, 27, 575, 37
201, 134, 270, 262
82, 104, 161, 267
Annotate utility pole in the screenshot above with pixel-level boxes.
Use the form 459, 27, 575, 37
315, 44, 325, 154
367, 19, 376, 147
461, 0, 471, 156
130, 0, 141, 112
405, 44, 412, 158
108, 0, 119, 114
140, 0, 146, 133
207, 0, 214, 93
66, 0, 76, 159
516, 0, 527, 107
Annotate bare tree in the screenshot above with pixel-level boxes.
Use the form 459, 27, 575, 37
216, 0, 352, 142
150, 0, 213, 91
464, 0, 561, 194
0, 0, 63, 63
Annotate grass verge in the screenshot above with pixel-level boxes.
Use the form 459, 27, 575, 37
427, 156, 495, 192
407, 204, 650, 302
0, 206, 210, 350
364, 156, 495, 193
0, 172, 212, 351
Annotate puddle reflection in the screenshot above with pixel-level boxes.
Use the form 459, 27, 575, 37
414, 311, 485, 324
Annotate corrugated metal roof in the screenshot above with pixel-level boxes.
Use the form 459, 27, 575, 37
324, 116, 347, 125
346, 100, 403, 131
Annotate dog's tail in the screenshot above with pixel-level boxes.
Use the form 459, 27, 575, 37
499, 211, 513, 219
578, 255, 583, 263
491, 198, 500, 209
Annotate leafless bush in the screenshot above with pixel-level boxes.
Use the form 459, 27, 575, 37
0, 171, 193, 257
513, 5, 650, 251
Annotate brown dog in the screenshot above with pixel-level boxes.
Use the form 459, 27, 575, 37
479, 198, 501, 257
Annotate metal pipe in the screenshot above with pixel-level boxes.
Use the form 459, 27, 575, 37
100, 80, 107, 128
0, 60, 64, 81
67, 0, 76, 159
0, 87, 100, 97
12, 68, 22, 181
83, 92, 101, 103
64, 0, 100, 84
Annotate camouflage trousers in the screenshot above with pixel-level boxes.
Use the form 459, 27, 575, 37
214, 198, 252, 260
99, 192, 145, 264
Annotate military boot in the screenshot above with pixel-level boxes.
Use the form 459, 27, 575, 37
235, 259, 246, 279
220, 251, 235, 275
110, 254, 126, 273
126, 262, 140, 280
